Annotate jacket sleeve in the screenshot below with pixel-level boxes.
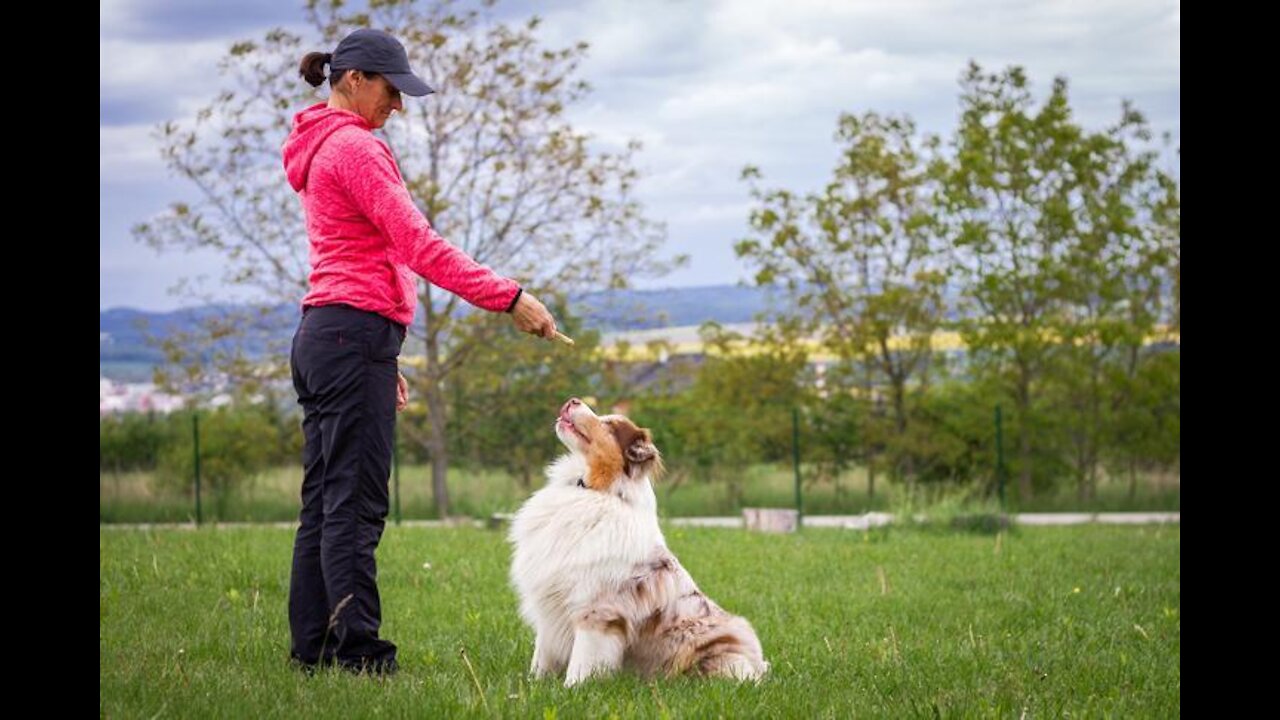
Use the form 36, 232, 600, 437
337, 134, 520, 313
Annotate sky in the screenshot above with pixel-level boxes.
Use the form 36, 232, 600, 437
100, 0, 1179, 311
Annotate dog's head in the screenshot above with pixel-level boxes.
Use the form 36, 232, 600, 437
555, 397, 663, 490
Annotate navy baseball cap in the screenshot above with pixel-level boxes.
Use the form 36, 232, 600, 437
331, 28, 435, 97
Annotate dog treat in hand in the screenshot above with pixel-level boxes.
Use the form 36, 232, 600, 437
553, 331, 575, 346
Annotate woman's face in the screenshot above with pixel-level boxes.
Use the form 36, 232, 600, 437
347, 71, 403, 129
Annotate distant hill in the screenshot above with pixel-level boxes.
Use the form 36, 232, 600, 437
99, 284, 785, 380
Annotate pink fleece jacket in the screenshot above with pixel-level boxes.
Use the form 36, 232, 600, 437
283, 103, 520, 325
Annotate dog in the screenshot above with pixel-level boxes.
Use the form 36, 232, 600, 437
508, 397, 769, 686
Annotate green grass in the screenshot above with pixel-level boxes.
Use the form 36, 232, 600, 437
98, 466, 523, 523
100, 524, 1180, 717
100, 462, 1180, 523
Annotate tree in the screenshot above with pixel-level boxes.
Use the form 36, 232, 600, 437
655, 323, 809, 507
737, 111, 946, 494
938, 62, 1171, 500
1046, 101, 1179, 501
134, 0, 679, 515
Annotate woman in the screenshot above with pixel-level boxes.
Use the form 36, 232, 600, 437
282, 28, 558, 675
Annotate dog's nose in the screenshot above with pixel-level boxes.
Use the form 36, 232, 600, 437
561, 397, 581, 415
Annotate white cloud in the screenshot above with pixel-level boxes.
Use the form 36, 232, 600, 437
101, 0, 1180, 309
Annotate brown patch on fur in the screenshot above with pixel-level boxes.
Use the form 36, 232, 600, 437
580, 607, 630, 637
666, 637, 703, 676
575, 412, 623, 490
695, 634, 742, 658
633, 576, 650, 603
607, 417, 664, 480
605, 616, 629, 636
577, 412, 663, 489
609, 418, 645, 474
585, 452, 623, 490
638, 607, 665, 635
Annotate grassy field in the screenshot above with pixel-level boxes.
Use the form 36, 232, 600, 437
99, 462, 1181, 523
100, 524, 1180, 717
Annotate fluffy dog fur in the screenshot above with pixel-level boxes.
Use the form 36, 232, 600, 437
509, 398, 769, 686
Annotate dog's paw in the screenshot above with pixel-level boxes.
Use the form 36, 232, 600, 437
565, 663, 618, 687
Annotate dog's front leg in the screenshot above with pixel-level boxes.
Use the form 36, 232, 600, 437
565, 628, 625, 687
564, 609, 627, 687
531, 628, 570, 679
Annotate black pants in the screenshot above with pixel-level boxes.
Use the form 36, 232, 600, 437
288, 304, 405, 672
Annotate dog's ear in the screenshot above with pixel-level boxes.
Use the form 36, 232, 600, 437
609, 419, 663, 478
625, 435, 657, 464
625, 430, 664, 479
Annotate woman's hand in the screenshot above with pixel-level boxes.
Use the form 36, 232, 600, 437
511, 291, 558, 340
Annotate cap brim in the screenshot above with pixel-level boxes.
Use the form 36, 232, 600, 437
384, 72, 434, 97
